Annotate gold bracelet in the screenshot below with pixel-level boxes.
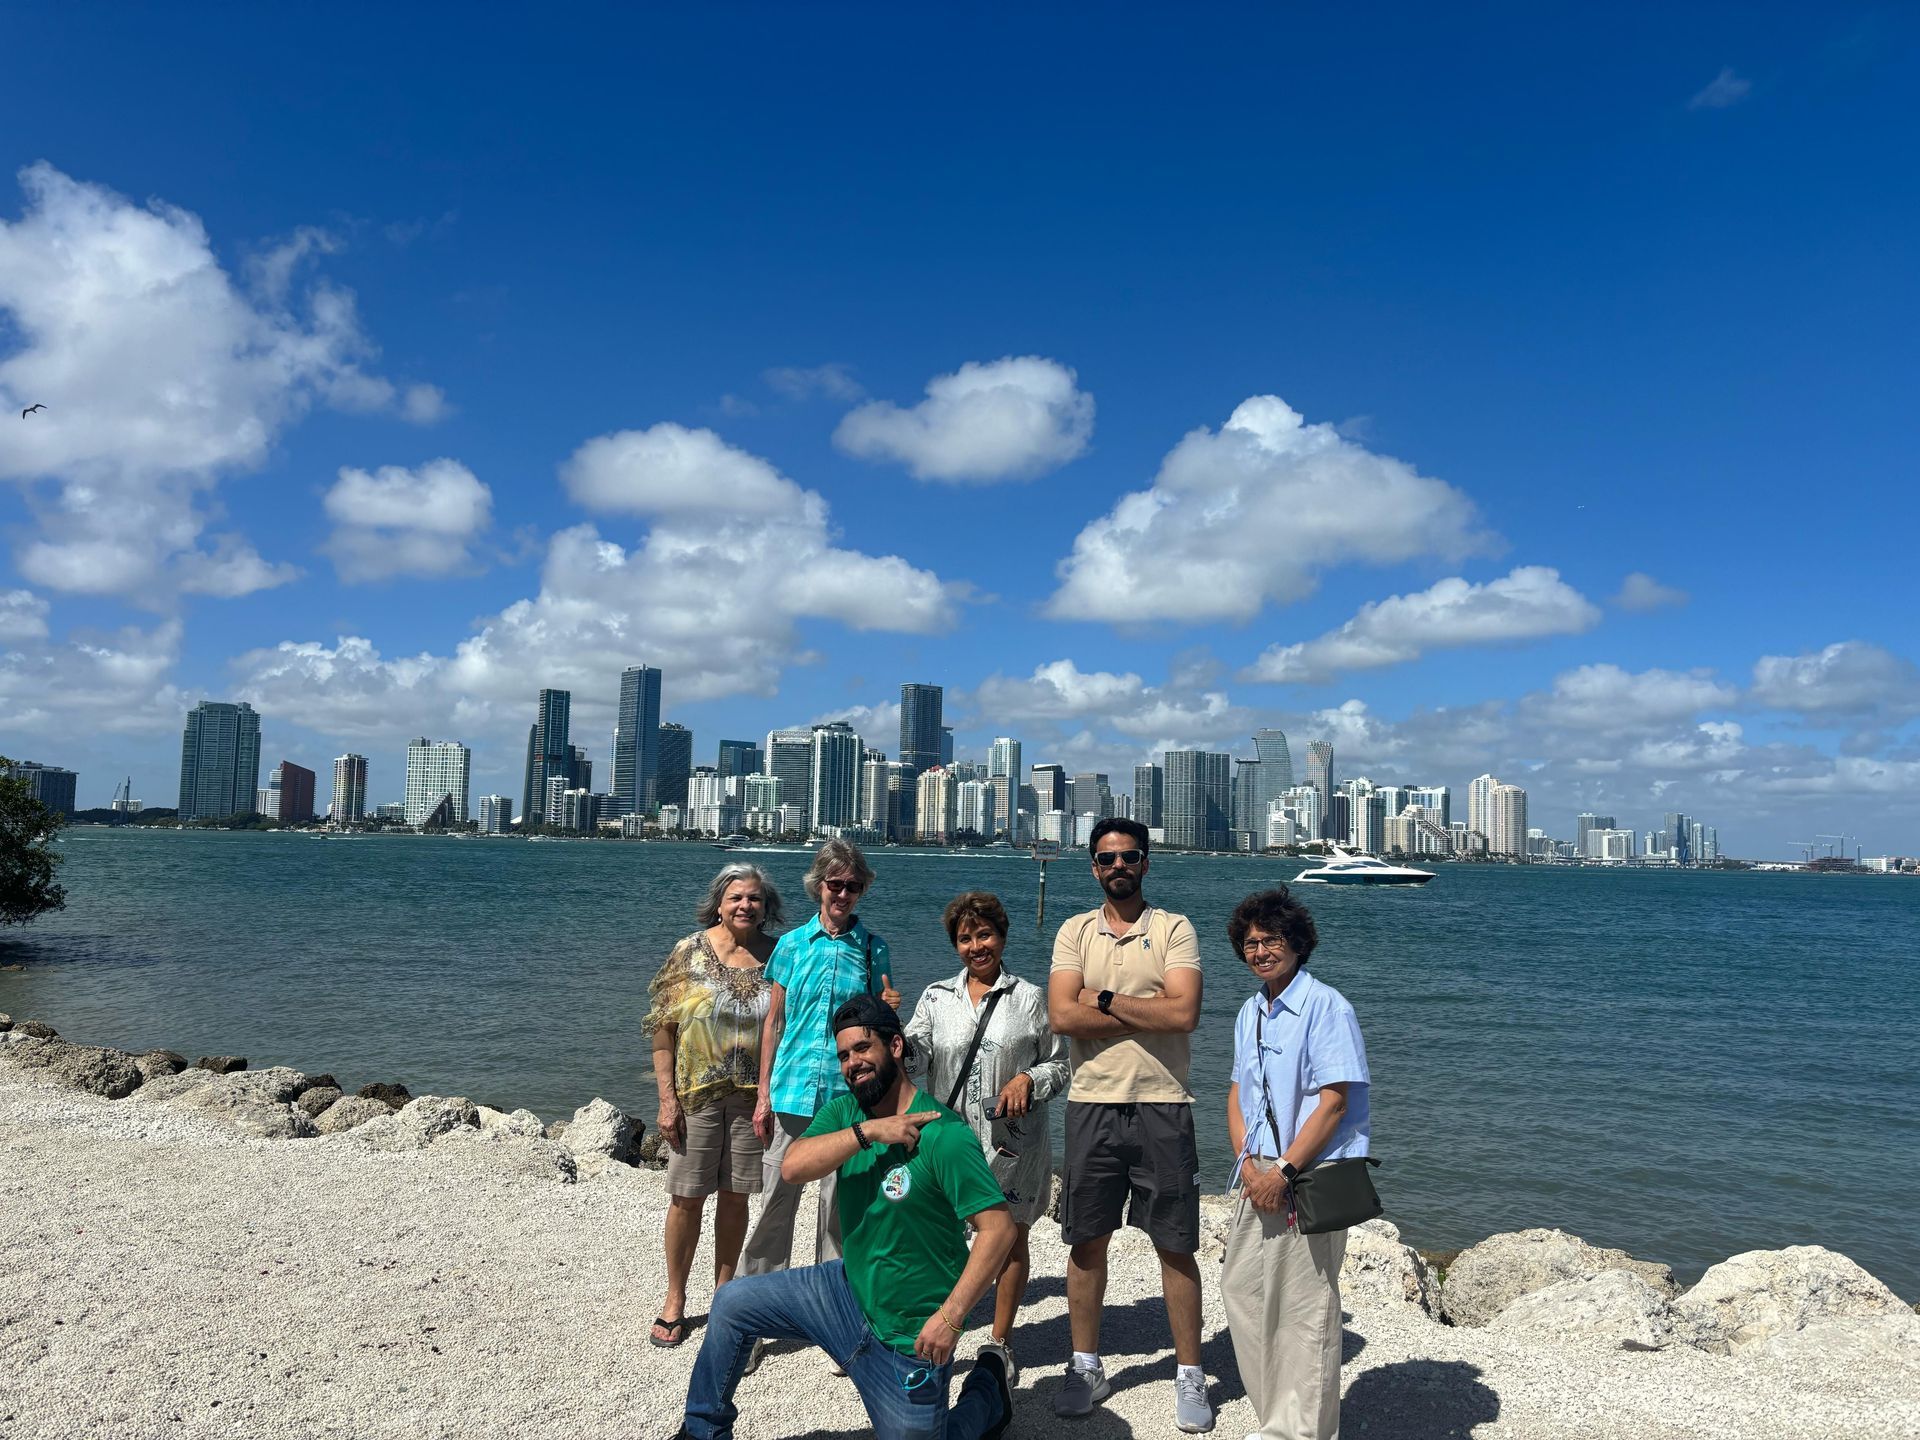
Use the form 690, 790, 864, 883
940, 1310, 966, 1336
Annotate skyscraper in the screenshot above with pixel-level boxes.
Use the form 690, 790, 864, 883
2, 761, 78, 817
1163, 749, 1231, 850
272, 761, 316, 824
1468, 774, 1500, 842
717, 740, 763, 779
1231, 758, 1262, 841
1252, 728, 1294, 824
1305, 741, 1335, 839
899, 683, 944, 775
178, 701, 262, 822
1030, 763, 1067, 815
765, 727, 814, 834
1133, 762, 1164, 829
1576, 812, 1615, 859
1069, 772, 1112, 819
1491, 783, 1529, 856
1407, 786, 1451, 828
478, 795, 513, 834
988, 737, 1022, 843
656, 723, 692, 809
810, 721, 863, 831
915, 766, 957, 843
522, 689, 571, 828
610, 666, 662, 817
405, 738, 472, 825
331, 754, 368, 824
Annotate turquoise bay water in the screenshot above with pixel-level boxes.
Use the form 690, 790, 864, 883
5, 828, 1917, 1297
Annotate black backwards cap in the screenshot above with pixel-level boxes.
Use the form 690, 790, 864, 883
831, 992, 902, 1041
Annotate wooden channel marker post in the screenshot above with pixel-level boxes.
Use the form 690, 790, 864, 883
1032, 838, 1061, 929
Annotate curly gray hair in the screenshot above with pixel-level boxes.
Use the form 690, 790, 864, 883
696, 863, 785, 929
803, 838, 875, 904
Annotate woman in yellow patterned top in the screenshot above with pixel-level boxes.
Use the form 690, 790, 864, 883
644, 862, 781, 1347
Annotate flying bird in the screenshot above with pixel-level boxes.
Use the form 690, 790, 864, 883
21, 404, 46, 418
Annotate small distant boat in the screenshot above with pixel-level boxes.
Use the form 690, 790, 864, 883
1294, 847, 1434, 886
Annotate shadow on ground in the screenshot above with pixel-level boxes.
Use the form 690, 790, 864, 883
1341, 1359, 1500, 1439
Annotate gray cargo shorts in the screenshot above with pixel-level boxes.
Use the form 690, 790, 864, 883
1060, 1100, 1201, 1254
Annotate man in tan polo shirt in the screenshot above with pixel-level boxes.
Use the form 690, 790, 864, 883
1047, 817, 1212, 1433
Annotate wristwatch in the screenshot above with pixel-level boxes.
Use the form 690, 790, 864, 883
1097, 990, 1115, 1015
1280, 1159, 1300, 1183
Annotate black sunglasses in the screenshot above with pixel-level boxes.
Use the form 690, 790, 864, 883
1093, 849, 1145, 868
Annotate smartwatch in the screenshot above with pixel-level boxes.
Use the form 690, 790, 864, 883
1280, 1159, 1300, 1183
1097, 990, 1115, 1015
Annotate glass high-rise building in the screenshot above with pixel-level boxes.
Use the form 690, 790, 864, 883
810, 721, 863, 831
1305, 741, 1334, 839
1132, 762, 1164, 829
405, 738, 472, 826
765, 727, 814, 834
610, 666, 662, 817
1251, 728, 1294, 829
1164, 750, 1231, 850
899, 683, 944, 775
272, 761, 316, 824
717, 740, 763, 779
1030, 764, 1067, 815
656, 723, 692, 809
1069, 772, 1111, 818
522, 689, 571, 827
1, 760, 78, 818
1231, 758, 1262, 840
178, 701, 262, 822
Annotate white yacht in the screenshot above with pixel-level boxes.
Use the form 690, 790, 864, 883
1294, 847, 1434, 886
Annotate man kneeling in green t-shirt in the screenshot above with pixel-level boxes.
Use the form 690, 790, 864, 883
673, 993, 1017, 1440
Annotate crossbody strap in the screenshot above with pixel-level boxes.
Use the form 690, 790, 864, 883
945, 987, 1007, 1112
1255, 1006, 1285, 1154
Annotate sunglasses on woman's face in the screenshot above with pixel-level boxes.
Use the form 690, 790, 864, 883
1092, 849, 1145, 868
823, 879, 864, 895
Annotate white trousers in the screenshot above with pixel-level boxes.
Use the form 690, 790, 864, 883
737, 1114, 843, 1278
1220, 1178, 1347, 1440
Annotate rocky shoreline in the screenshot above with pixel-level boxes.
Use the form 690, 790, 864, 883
3, 1011, 1918, 1438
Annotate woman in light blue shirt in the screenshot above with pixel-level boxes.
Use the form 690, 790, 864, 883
1221, 886, 1369, 1440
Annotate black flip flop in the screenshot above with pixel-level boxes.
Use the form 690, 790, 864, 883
650, 1316, 691, 1348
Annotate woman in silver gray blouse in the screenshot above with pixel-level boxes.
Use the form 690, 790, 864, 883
904, 890, 1068, 1373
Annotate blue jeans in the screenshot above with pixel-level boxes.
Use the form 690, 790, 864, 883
680, 1261, 1006, 1440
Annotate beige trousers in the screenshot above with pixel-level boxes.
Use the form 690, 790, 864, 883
1220, 1175, 1347, 1440
736, 1113, 843, 1278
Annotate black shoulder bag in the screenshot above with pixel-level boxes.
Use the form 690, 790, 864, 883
945, 987, 1006, 1112
1255, 1006, 1383, 1235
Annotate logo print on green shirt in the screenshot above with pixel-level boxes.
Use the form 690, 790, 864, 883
881, 1164, 913, 1201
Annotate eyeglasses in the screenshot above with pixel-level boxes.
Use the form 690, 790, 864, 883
823, 879, 865, 895
901, 1365, 937, 1391
1092, 849, 1145, 868
1242, 937, 1290, 958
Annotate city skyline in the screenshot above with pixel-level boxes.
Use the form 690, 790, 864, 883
3, 10, 1917, 858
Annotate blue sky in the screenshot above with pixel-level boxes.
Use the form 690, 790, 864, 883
1, 4, 1916, 856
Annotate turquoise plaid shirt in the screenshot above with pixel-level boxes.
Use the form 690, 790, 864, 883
765, 913, 891, 1119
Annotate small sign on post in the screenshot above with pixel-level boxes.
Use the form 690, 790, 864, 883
1032, 839, 1061, 928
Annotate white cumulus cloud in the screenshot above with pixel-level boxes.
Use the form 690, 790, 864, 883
234, 426, 966, 747
834, 356, 1093, 483
1749, 641, 1920, 720
1612, 572, 1689, 612
1243, 566, 1601, 683
0, 164, 434, 605
1046, 395, 1493, 624
0, 588, 50, 640
321, 458, 493, 582
1522, 663, 1739, 733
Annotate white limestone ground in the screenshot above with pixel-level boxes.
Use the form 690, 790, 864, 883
2, 1076, 1917, 1440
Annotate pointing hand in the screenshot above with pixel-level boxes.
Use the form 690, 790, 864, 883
863, 1109, 937, 1153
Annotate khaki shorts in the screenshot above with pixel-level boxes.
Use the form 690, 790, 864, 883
665, 1091, 764, 1198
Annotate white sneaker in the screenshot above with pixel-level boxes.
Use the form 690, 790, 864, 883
742, 1337, 770, 1376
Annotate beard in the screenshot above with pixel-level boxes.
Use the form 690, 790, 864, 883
1100, 869, 1140, 900
851, 1049, 900, 1111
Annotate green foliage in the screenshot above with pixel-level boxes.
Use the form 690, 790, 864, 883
0, 757, 68, 927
